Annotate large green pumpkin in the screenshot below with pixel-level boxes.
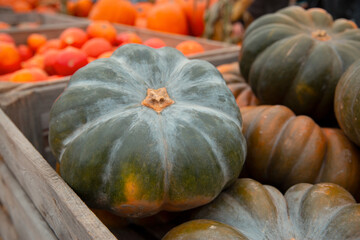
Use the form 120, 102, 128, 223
240, 6, 360, 123
335, 59, 360, 147
166, 178, 360, 239
240, 105, 360, 197
48, 44, 246, 218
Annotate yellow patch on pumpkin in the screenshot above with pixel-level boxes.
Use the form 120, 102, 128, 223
125, 174, 139, 202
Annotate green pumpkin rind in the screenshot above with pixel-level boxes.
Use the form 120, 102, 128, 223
49, 44, 246, 218
335, 59, 360, 147
239, 6, 360, 122
190, 178, 360, 239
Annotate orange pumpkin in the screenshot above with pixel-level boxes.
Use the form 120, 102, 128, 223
86, 21, 117, 44
88, 0, 137, 25
240, 105, 360, 197
217, 62, 258, 108
147, 2, 189, 35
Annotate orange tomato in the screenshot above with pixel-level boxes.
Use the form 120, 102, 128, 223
60, 27, 88, 48
37, 39, 62, 54
115, 32, 142, 46
0, 33, 15, 44
10, 68, 48, 83
43, 49, 61, 75
17, 44, 33, 61
53, 47, 88, 76
27, 33, 47, 51
87, 21, 117, 44
21, 54, 44, 69
176, 40, 205, 55
0, 42, 21, 74
143, 38, 166, 48
97, 50, 114, 59
81, 38, 113, 58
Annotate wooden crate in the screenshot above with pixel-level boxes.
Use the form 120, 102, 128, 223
1, 18, 240, 64
0, 18, 240, 98
0, 11, 88, 39
0, 13, 88, 46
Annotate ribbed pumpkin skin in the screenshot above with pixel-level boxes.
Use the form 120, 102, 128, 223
189, 178, 360, 239
216, 62, 259, 108
163, 219, 248, 240
48, 44, 246, 218
240, 6, 360, 123
240, 105, 360, 196
335, 59, 360, 147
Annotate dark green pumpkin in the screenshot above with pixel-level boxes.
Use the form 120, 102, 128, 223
240, 6, 360, 123
335, 59, 360, 147
48, 44, 246, 218
167, 178, 360, 239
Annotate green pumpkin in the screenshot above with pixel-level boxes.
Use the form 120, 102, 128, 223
240, 6, 360, 123
335, 59, 360, 147
48, 44, 246, 218
170, 178, 360, 239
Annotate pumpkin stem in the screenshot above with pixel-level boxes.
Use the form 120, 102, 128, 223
311, 30, 331, 41
142, 88, 174, 113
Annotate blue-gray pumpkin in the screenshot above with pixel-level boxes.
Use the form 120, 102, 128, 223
166, 179, 360, 239
49, 44, 246, 218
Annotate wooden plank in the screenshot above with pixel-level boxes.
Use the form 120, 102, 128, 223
0, 203, 18, 240
0, 79, 68, 168
0, 109, 117, 240
0, 157, 57, 240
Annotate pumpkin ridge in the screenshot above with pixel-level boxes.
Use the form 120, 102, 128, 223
68, 80, 141, 96
101, 110, 146, 184
156, 114, 171, 206
245, 13, 304, 37
242, 106, 268, 140
175, 102, 242, 130
59, 106, 142, 161
283, 42, 337, 116
217, 179, 288, 238
281, 36, 318, 105
111, 54, 155, 89
321, 205, 360, 237
167, 61, 223, 91
314, 129, 330, 185
262, 184, 296, 237
282, 120, 323, 185
253, 35, 313, 104
178, 115, 229, 184
76, 57, 150, 91
267, 114, 296, 180
296, 184, 355, 238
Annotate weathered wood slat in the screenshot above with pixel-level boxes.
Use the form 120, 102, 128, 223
0, 157, 57, 240
0, 203, 18, 240
0, 109, 117, 240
